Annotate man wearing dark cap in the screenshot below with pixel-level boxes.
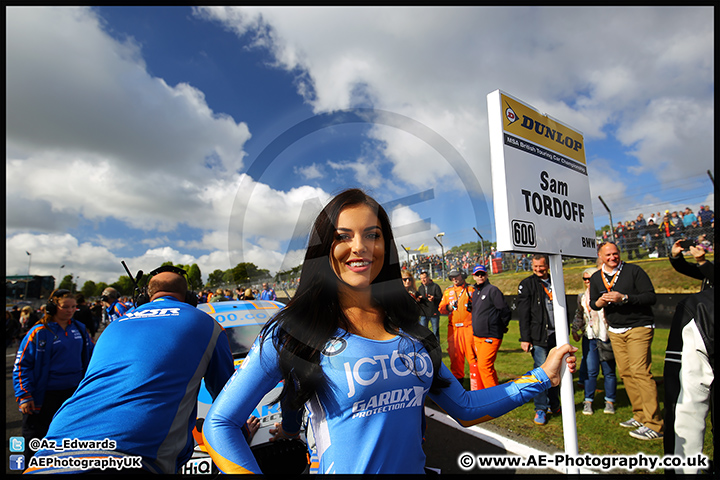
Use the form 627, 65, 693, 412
439, 269, 479, 390
471, 264, 511, 389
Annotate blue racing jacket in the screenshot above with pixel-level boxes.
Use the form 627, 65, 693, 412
106, 300, 128, 323
28, 296, 234, 474
13, 319, 94, 411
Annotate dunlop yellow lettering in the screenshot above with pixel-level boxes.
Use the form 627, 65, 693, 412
521, 116, 582, 152
501, 93, 586, 165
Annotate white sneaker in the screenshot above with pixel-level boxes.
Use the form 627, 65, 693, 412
582, 401, 593, 416
620, 418, 643, 429
629, 426, 663, 440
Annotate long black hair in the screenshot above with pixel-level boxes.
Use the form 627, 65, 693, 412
261, 188, 449, 409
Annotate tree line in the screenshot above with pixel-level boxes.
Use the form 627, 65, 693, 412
60, 261, 273, 298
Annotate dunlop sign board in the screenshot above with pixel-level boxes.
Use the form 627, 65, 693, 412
487, 90, 596, 258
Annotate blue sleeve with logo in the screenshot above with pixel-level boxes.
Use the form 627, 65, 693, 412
203, 329, 550, 474
202, 332, 282, 474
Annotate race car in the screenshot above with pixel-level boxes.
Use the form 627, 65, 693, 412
182, 299, 312, 475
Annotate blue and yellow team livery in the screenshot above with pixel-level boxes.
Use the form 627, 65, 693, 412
194, 300, 288, 450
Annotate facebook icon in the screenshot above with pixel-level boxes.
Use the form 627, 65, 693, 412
10, 454, 25, 471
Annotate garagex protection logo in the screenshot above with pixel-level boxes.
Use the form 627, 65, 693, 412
351, 386, 427, 419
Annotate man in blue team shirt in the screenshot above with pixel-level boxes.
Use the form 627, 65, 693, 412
100, 287, 128, 323
259, 282, 277, 301
28, 267, 235, 474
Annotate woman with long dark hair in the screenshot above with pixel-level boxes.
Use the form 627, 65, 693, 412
203, 188, 576, 474
13, 289, 94, 448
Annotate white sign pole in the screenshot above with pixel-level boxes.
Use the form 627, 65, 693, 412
488, 90, 593, 474
549, 253, 579, 474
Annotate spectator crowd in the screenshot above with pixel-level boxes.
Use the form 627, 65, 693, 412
601, 205, 714, 259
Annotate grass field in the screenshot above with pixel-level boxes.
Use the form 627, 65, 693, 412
432, 252, 714, 473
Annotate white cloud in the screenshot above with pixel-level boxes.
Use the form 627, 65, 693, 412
198, 6, 713, 218
294, 163, 325, 180
6, 7, 713, 286
6, 233, 127, 285
6, 6, 251, 234
620, 97, 714, 182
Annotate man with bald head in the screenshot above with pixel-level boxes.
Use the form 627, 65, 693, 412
589, 242, 663, 441
29, 266, 235, 474
148, 270, 189, 300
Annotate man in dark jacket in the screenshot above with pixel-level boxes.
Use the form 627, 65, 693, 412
416, 270, 443, 340
589, 242, 663, 441
517, 254, 559, 425
73, 293, 96, 337
470, 264, 510, 389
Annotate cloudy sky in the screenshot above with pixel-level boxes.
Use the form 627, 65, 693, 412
6, 6, 714, 286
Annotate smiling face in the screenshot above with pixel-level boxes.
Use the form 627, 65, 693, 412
599, 242, 621, 269
330, 204, 385, 291
532, 257, 549, 280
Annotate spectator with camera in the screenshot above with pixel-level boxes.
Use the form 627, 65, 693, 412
664, 236, 714, 473
439, 269, 479, 390
669, 239, 714, 291
517, 254, 560, 425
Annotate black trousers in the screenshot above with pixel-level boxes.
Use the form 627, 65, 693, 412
22, 387, 77, 447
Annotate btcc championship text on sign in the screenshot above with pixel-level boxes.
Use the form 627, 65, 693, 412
487, 90, 596, 258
